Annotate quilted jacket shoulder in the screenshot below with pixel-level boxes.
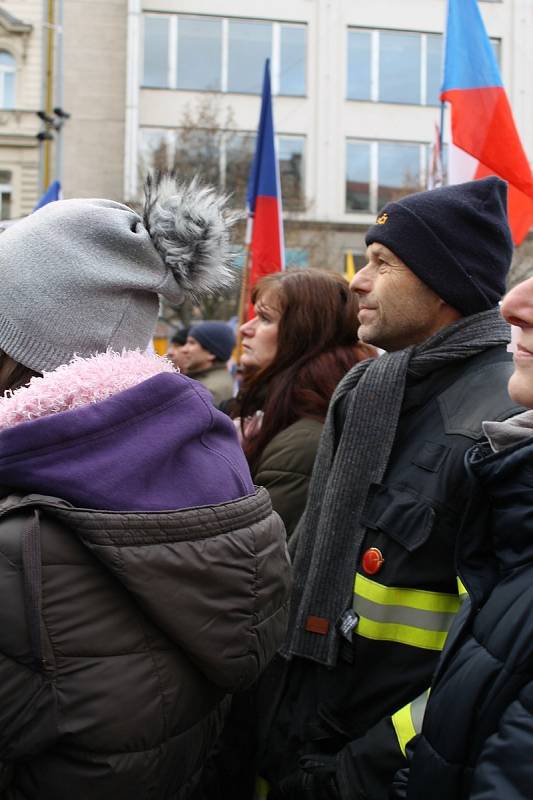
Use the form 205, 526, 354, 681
0, 487, 290, 800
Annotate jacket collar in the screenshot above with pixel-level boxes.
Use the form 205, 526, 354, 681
483, 409, 533, 451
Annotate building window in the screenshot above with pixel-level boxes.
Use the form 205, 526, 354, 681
0, 52, 15, 109
280, 25, 307, 96
346, 139, 426, 214
177, 16, 222, 91
347, 30, 371, 101
377, 141, 421, 209
143, 16, 169, 88
142, 14, 307, 96
379, 31, 421, 104
226, 132, 256, 205
347, 29, 501, 106
346, 141, 371, 212
228, 20, 271, 94
0, 170, 12, 219
278, 136, 305, 210
139, 128, 305, 210
286, 248, 309, 268
426, 34, 442, 106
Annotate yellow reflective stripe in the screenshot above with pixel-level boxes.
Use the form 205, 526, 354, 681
355, 573, 461, 614
356, 616, 449, 650
391, 703, 416, 758
353, 573, 461, 650
392, 691, 430, 757
457, 577, 468, 598
253, 777, 270, 800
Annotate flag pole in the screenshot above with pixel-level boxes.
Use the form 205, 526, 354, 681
439, 101, 445, 156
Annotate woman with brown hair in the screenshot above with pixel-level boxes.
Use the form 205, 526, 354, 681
236, 268, 376, 538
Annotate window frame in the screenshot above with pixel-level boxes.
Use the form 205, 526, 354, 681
347, 28, 501, 107
142, 13, 307, 97
0, 50, 16, 110
345, 138, 429, 215
139, 126, 305, 209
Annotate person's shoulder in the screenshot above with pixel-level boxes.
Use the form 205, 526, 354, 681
258, 418, 323, 470
439, 348, 523, 439
270, 417, 323, 447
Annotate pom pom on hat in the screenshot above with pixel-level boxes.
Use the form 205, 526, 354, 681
144, 173, 240, 303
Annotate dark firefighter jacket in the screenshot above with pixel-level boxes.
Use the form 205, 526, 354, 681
394, 418, 533, 800
257, 345, 521, 800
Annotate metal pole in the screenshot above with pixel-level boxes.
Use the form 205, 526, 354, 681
43, 0, 55, 191
55, 0, 64, 186
439, 101, 445, 153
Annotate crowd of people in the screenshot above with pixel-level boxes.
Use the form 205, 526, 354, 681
0, 171, 531, 800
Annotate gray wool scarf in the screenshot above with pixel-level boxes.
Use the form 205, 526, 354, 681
282, 307, 511, 667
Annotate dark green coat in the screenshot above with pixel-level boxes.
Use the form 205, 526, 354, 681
253, 418, 323, 539
188, 363, 234, 407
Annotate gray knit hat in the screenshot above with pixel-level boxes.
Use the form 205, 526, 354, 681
0, 175, 236, 373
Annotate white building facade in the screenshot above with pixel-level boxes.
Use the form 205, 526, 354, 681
126, 0, 533, 271
0, 0, 531, 273
0, 3, 42, 218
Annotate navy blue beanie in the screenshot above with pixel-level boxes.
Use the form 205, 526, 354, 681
171, 327, 189, 346
365, 177, 513, 315
190, 321, 235, 361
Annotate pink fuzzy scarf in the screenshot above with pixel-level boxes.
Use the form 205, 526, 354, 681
0, 350, 176, 432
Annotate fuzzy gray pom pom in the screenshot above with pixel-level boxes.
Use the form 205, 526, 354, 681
143, 173, 240, 301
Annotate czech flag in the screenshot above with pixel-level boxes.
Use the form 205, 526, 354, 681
442, 0, 533, 244
33, 180, 62, 212
246, 59, 284, 318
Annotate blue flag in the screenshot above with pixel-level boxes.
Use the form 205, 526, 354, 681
33, 180, 62, 212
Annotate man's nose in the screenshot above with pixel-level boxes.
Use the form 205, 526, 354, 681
350, 263, 371, 294
501, 276, 533, 327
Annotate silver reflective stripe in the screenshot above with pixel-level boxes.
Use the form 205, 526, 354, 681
410, 690, 429, 735
353, 594, 457, 633
391, 689, 430, 756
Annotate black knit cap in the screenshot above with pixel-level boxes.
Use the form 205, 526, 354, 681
190, 321, 235, 362
365, 177, 513, 315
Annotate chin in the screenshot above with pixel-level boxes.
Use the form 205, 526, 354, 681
508, 373, 533, 409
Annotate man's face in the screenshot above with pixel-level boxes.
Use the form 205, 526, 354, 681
181, 336, 215, 373
350, 243, 460, 351
501, 276, 533, 408
166, 343, 188, 371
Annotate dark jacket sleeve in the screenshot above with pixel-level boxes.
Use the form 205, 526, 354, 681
337, 717, 407, 800
336, 692, 429, 800
468, 681, 533, 800
253, 419, 323, 539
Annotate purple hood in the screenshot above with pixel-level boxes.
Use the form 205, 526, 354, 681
0, 369, 253, 511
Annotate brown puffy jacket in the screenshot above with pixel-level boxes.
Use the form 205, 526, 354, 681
0, 487, 290, 799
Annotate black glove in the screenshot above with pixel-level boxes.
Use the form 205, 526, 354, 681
270, 754, 339, 799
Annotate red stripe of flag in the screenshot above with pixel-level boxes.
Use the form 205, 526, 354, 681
442, 0, 533, 244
